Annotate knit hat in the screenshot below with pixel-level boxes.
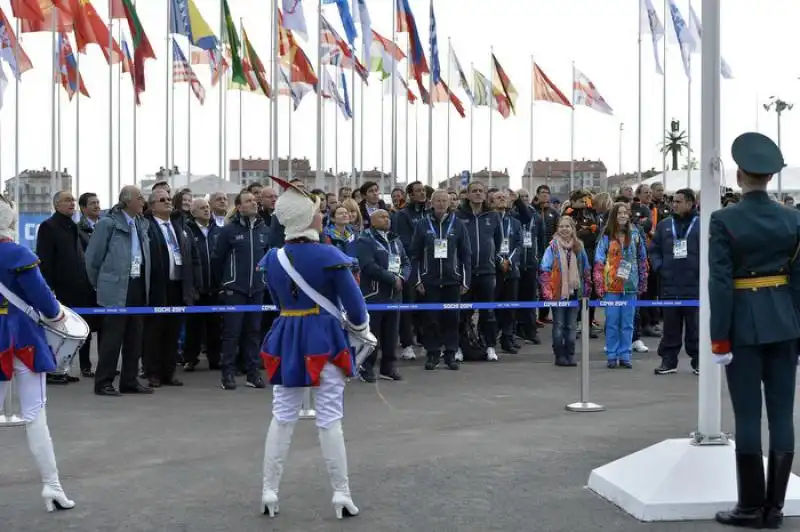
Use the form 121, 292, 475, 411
0, 194, 18, 241
272, 176, 321, 241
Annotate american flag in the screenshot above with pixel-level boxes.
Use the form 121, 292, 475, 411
429, 0, 440, 85
172, 37, 205, 104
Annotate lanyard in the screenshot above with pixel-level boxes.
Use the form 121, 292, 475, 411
671, 216, 697, 240
427, 214, 455, 238
370, 230, 396, 255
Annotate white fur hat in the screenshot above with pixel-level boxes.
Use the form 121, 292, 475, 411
272, 176, 321, 241
0, 195, 18, 241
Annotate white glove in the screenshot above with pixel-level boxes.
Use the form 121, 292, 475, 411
714, 353, 733, 366
41, 304, 66, 324
348, 320, 369, 333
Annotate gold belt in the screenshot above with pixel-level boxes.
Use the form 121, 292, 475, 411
280, 307, 320, 317
733, 275, 789, 290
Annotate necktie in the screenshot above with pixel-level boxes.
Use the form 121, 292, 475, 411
163, 222, 178, 250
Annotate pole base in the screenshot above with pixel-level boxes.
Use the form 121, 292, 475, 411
299, 409, 316, 420
0, 414, 28, 428
565, 402, 606, 413
587, 438, 800, 521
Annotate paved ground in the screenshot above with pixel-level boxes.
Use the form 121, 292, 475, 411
0, 329, 797, 532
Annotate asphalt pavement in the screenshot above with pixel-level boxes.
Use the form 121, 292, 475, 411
1, 329, 797, 532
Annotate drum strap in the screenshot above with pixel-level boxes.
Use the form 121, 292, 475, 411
276, 249, 345, 325
0, 281, 42, 324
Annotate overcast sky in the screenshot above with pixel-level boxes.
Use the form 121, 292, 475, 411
1, 0, 798, 203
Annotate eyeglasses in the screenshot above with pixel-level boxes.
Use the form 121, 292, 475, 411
155, 197, 170, 204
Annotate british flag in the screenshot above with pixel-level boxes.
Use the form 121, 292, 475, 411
172, 37, 205, 104
320, 14, 367, 82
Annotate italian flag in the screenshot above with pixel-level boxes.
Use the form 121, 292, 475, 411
119, 0, 155, 100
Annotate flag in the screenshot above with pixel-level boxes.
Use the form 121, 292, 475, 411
687, 3, 733, 79
321, 0, 357, 47
119, 0, 156, 99
429, 0, 441, 85
120, 37, 139, 104
396, 0, 427, 80
355, 0, 371, 65
278, 10, 318, 86
241, 25, 272, 98
281, 0, 308, 41
340, 70, 352, 118
573, 67, 613, 115
491, 54, 517, 115
56, 31, 89, 99
70, 0, 124, 66
110, 0, 125, 18
10, 0, 44, 23
430, 79, 465, 117
640, 0, 664, 75
172, 37, 205, 104
320, 14, 367, 81
0, 62, 7, 110
278, 65, 312, 109
532, 62, 571, 108
0, 9, 34, 76
370, 30, 404, 79
169, 0, 218, 51
667, 0, 693, 77
321, 67, 350, 119
20, 0, 73, 33
472, 68, 490, 107
448, 44, 473, 105
221, 0, 245, 85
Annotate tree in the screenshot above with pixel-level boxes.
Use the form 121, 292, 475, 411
660, 130, 690, 171
681, 157, 699, 170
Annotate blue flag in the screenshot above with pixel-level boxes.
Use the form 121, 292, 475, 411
341, 70, 353, 118
429, 0, 440, 84
322, 0, 358, 47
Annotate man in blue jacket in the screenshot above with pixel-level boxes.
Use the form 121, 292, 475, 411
455, 181, 503, 361
649, 188, 700, 375
355, 209, 410, 382
409, 190, 471, 371
212, 191, 270, 391
393, 181, 428, 360
489, 190, 523, 353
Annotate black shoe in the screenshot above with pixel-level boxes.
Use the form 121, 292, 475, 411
642, 326, 661, 338
424, 352, 439, 371
619, 361, 633, 369
565, 354, 578, 367
716, 453, 766, 528
530, 334, 541, 345
80, 369, 95, 378
555, 354, 570, 367
246, 375, 266, 389
607, 360, 618, 369
654, 364, 677, 375
359, 365, 376, 383
120, 382, 154, 394
442, 352, 459, 371
162, 377, 184, 386
183, 361, 198, 372
66, 375, 80, 382
94, 384, 121, 396
221, 374, 237, 390
47, 373, 69, 385
208, 362, 221, 371
500, 339, 518, 354
511, 337, 522, 350
379, 369, 403, 381
763, 451, 794, 529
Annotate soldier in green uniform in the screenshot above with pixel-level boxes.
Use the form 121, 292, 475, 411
711, 132, 800, 529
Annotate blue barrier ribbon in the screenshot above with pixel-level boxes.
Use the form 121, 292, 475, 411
71, 299, 699, 315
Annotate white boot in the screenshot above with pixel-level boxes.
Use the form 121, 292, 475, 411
318, 420, 358, 519
26, 408, 75, 512
261, 418, 296, 517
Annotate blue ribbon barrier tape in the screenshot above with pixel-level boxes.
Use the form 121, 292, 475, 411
71, 299, 699, 316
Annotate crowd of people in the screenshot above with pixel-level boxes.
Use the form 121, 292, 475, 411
33, 174, 747, 396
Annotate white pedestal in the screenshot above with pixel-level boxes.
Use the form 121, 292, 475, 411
587, 438, 800, 522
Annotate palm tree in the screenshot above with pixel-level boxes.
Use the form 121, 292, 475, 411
660, 130, 690, 171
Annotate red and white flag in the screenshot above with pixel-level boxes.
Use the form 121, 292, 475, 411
572, 67, 612, 115
533, 62, 571, 108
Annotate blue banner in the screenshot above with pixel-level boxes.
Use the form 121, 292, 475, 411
18, 213, 49, 250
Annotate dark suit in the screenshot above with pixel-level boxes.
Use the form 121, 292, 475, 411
142, 214, 200, 384
184, 218, 222, 369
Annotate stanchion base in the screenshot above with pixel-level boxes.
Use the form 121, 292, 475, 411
587, 438, 800, 521
0, 414, 28, 428
298, 409, 317, 420
565, 402, 606, 413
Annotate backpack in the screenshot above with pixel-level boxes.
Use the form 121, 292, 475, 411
459, 318, 487, 361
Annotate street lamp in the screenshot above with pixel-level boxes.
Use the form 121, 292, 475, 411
763, 96, 792, 196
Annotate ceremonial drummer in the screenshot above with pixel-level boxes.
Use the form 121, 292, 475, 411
257, 177, 374, 520
710, 133, 800, 529
0, 194, 75, 512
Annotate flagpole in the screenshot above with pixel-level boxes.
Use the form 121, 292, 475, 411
187, 47, 192, 185
414, 98, 418, 182
569, 61, 575, 192
271, 0, 279, 178
637, 0, 643, 182
529, 55, 534, 193
165, 4, 171, 189
269, 0, 274, 176
426, 34, 434, 187
445, 37, 451, 184
117, 24, 122, 190
488, 46, 493, 189
335, 71, 339, 177
288, 101, 293, 180
171, 60, 176, 181
662, 0, 667, 185
75, 46, 81, 196
238, 18, 243, 184
14, 19, 20, 237
470, 61, 474, 178
315, 0, 323, 190
133, 1, 138, 187
350, 0, 357, 187
57, 75, 61, 187
218, 1, 224, 181
390, 0, 397, 190
360, 74, 365, 183
380, 83, 384, 177
404, 41, 409, 185
50, 9, 57, 208
686, 53, 691, 188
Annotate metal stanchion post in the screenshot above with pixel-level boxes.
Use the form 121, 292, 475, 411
566, 298, 605, 413
299, 388, 316, 420
0, 379, 27, 428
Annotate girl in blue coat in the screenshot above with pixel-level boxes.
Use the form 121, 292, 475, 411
0, 195, 75, 513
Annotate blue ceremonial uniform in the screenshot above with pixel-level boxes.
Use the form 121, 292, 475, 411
0, 241, 61, 380
711, 132, 800, 528
258, 242, 368, 388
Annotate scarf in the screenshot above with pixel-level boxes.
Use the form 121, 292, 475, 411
554, 234, 580, 298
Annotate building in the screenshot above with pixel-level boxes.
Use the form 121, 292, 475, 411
605, 169, 660, 193
3, 169, 72, 214
522, 159, 608, 195
438, 168, 511, 191
229, 157, 393, 192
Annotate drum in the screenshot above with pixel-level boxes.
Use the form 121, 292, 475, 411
42, 306, 89, 374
